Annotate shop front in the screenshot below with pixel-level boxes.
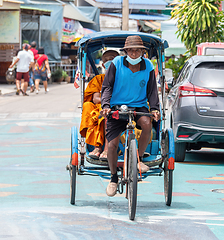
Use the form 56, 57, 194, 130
0, 0, 21, 83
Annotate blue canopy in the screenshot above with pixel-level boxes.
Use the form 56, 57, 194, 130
78, 31, 169, 55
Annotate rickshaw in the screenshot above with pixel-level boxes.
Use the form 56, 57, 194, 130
66, 31, 175, 221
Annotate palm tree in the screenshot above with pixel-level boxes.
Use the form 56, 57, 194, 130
171, 0, 224, 55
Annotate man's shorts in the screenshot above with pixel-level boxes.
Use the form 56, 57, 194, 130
106, 106, 150, 143
16, 72, 29, 82
34, 70, 47, 81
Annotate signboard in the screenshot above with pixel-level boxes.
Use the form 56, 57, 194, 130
62, 18, 84, 44
0, 11, 20, 43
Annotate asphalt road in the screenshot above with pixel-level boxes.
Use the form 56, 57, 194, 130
0, 83, 224, 240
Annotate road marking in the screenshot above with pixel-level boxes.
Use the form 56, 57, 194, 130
43, 148, 70, 151
0, 192, 17, 197
19, 112, 48, 118
0, 183, 18, 188
0, 112, 81, 119
41, 155, 70, 158
206, 177, 224, 180
0, 113, 9, 118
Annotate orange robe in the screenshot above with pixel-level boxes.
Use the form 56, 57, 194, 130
79, 74, 105, 147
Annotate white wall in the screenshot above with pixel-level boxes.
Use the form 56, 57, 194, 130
100, 15, 137, 32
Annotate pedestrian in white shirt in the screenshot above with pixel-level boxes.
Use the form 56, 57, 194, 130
9, 43, 34, 96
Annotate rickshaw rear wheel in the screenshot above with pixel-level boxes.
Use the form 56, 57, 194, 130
70, 126, 78, 205
70, 165, 77, 205
163, 129, 174, 206
128, 137, 138, 221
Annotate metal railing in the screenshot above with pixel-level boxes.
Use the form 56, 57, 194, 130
49, 61, 77, 83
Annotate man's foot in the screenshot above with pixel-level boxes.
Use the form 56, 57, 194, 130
20, 89, 24, 95
138, 162, 150, 173
36, 90, 39, 94
16, 89, 20, 95
99, 151, 107, 161
89, 148, 101, 159
30, 86, 34, 93
23, 92, 29, 96
45, 88, 49, 94
106, 182, 118, 197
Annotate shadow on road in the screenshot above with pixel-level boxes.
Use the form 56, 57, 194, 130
183, 148, 224, 165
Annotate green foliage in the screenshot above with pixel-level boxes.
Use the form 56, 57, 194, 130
51, 68, 63, 80
62, 70, 68, 78
165, 55, 188, 79
171, 0, 224, 56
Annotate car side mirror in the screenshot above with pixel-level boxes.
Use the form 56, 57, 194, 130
167, 77, 174, 89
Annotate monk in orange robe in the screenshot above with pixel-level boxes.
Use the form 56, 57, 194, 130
79, 50, 119, 160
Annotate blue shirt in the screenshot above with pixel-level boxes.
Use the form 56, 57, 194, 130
101, 56, 159, 111
110, 56, 154, 108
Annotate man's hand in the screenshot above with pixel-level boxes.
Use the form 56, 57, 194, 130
151, 110, 161, 122
100, 108, 111, 118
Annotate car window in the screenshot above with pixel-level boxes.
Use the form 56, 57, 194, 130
182, 65, 191, 81
205, 48, 224, 55
191, 62, 224, 88
176, 62, 189, 84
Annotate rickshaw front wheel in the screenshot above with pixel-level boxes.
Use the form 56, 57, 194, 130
127, 137, 138, 220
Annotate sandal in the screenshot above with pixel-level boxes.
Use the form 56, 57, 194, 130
99, 151, 107, 161
89, 148, 101, 159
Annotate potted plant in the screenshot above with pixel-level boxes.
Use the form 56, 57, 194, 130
62, 70, 71, 83
51, 68, 63, 83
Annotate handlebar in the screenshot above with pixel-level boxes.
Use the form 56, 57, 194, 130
109, 110, 153, 117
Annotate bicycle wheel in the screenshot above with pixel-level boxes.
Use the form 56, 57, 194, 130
128, 138, 138, 220
70, 126, 78, 205
163, 129, 174, 206
70, 165, 76, 205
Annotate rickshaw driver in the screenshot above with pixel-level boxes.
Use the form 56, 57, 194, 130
80, 50, 119, 160
100, 35, 161, 197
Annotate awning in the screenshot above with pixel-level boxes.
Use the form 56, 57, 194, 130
87, 0, 167, 10
63, 3, 94, 23
20, 5, 51, 16
102, 12, 169, 21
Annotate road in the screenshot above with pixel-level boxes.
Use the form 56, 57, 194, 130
0, 83, 224, 240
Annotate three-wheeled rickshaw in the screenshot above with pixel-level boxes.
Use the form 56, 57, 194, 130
66, 31, 175, 220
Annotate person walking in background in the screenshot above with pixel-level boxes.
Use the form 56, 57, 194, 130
9, 44, 34, 96
10, 49, 21, 83
29, 41, 38, 92
34, 47, 51, 94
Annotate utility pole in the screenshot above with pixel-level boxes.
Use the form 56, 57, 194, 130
122, 0, 129, 31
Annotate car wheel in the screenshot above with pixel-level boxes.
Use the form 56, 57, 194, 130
175, 142, 186, 162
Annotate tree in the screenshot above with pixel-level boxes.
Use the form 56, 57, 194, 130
171, 0, 224, 55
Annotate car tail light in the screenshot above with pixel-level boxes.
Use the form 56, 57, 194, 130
179, 82, 217, 97
178, 135, 190, 138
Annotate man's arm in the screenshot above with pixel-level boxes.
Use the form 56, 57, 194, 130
101, 63, 116, 109
146, 69, 160, 111
147, 69, 160, 121
9, 58, 19, 69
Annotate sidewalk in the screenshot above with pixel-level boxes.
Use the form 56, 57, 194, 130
0, 83, 16, 95
0, 82, 71, 95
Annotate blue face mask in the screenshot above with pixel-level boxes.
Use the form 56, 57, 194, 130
104, 60, 112, 70
126, 55, 142, 65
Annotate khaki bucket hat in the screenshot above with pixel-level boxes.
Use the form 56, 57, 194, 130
121, 35, 148, 50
